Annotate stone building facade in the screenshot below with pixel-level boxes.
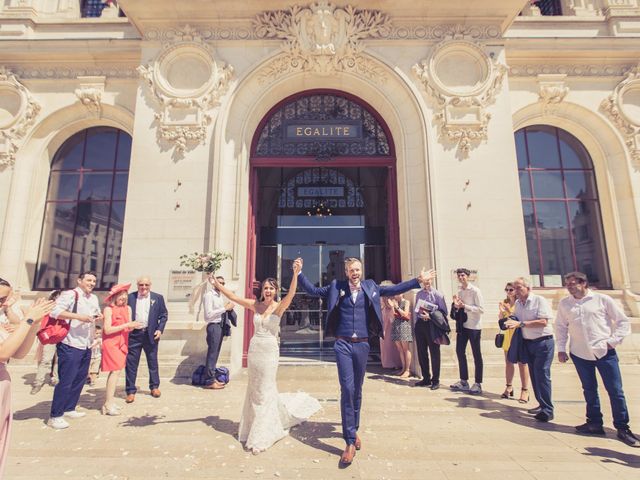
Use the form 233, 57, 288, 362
1, 0, 639, 371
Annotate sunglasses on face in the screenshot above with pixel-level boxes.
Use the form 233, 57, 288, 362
505, 288, 514, 292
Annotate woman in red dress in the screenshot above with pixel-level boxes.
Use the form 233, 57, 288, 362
101, 283, 142, 415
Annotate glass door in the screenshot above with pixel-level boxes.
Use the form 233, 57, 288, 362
278, 244, 362, 361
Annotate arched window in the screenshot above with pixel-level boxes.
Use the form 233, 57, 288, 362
515, 125, 610, 288
34, 127, 132, 291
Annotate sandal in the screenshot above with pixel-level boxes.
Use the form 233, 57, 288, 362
501, 384, 514, 399
519, 388, 530, 404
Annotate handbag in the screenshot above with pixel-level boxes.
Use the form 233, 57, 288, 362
494, 332, 505, 349
37, 290, 78, 345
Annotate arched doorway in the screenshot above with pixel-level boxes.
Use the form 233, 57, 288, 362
246, 89, 400, 363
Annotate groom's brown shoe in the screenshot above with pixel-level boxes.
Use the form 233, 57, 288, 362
340, 445, 356, 465
354, 434, 361, 451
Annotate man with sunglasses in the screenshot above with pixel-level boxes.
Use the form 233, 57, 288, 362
125, 276, 168, 403
555, 272, 639, 447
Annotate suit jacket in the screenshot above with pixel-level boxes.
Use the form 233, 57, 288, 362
221, 309, 237, 337
297, 273, 420, 338
128, 292, 168, 342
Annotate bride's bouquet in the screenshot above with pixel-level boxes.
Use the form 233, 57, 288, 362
179, 251, 232, 274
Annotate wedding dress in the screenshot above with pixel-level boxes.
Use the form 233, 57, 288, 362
238, 313, 321, 453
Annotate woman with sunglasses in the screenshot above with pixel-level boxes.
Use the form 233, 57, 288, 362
0, 278, 55, 477
498, 282, 529, 403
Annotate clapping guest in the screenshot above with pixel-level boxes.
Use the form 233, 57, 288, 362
101, 284, 142, 415
0, 278, 54, 476
390, 294, 413, 378
450, 268, 484, 395
498, 283, 530, 402
379, 281, 402, 371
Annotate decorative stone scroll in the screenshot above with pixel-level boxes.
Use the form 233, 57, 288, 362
253, 1, 391, 83
137, 25, 233, 153
601, 63, 640, 166
75, 76, 105, 117
413, 40, 507, 156
537, 74, 569, 113
0, 66, 40, 167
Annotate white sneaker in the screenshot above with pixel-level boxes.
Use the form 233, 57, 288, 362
63, 410, 86, 419
449, 380, 469, 391
47, 417, 70, 429
469, 383, 483, 395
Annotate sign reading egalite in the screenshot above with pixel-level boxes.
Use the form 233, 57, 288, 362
285, 121, 362, 141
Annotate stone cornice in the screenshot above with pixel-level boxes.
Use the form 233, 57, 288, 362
142, 21, 503, 42
509, 64, 634, 77
4, 65, 139, 80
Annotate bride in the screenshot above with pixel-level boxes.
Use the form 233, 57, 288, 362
212, 260, 320, 454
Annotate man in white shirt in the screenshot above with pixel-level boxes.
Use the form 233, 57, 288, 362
555, 271, 639, 447
508, 277, 554, 422
202, 275, 234, 389
450, 268, 484, 395
48, 271, 102, 430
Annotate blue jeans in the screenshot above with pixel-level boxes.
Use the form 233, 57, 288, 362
571, 350, 630, 430
50, 343, 91, 418
334, 339, 370, 446
524, 337, 554, 417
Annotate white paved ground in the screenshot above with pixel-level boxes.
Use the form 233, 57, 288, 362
4, 363, 640, 480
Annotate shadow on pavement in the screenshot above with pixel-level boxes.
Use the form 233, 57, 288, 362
289, 420, 343, 456
582, 446, 640, 467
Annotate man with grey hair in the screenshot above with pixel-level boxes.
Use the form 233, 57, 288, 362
505, 277, 554, 422
125, 276, 168, 403
556, 271, 639, 447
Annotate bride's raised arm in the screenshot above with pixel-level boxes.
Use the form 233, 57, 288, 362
210, 276, 257, 312
275, 260, 301, 317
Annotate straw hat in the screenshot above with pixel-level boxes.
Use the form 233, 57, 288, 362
104, 282, 131, 304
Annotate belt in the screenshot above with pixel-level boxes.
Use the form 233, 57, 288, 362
336, 336, 369, 343
524, 334, 553, 343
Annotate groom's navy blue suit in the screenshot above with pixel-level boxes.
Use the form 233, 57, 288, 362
298, 273, 420, 445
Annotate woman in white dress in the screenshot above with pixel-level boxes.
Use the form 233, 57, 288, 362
211, 261, 320, 454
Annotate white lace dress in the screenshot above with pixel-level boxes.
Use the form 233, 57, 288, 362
238, 313, 321, 453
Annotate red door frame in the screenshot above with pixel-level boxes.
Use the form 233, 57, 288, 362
242, 89, 400, 367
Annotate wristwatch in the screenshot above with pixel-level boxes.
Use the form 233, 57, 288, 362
25, 318, 34, 325
519, 320, 526, 328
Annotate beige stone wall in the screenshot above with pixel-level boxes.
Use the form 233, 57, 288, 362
2, 1, 640, 369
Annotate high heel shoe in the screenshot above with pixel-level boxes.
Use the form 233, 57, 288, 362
518, 388, 530, 404
101, 404, 121, 416
501, 384, 514, 399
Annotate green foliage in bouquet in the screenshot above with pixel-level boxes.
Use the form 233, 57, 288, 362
179, 251, 232, 274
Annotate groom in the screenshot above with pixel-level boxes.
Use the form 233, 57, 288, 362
295, 257, 434, 465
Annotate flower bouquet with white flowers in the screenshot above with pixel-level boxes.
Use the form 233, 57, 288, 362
179, 251, 232, 274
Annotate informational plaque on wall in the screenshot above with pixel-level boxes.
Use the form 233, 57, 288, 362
168, 269, 199, 302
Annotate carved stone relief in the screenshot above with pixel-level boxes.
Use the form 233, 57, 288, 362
138, 25, 233, 153
0, 66, 40, 167
413, 40, 507, 156
253, 1, 391, 84
537, 74, 569, 113
601, 63, 640, 166
74, 75, 105, 117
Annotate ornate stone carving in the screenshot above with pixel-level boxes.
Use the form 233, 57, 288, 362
137, 25, 233, 153
74, 76, 105, 117
143, 22, 501, 42
0, 66, 40, 167
253, 2, 391, 83
413, 40, 507, 156
601, 63, 640, 166
537, 74, 569, 113
510, 64, 633, 77
8, 65, 138, 79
